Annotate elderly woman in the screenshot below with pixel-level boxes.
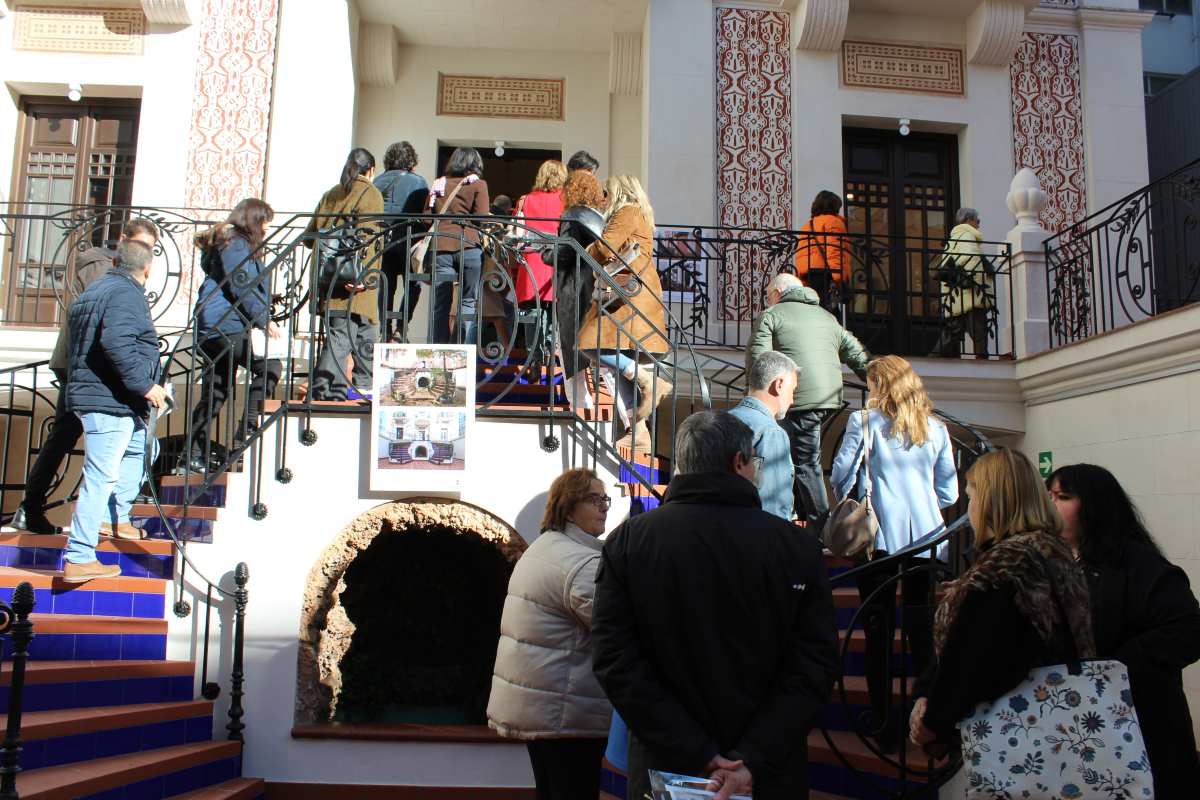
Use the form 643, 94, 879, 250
933, 207, 994, 358
488, 468, 612, 800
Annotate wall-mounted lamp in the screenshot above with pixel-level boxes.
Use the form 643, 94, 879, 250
67, 83, 82, 102
494, 140, 506, 157
899, 118, 911, 137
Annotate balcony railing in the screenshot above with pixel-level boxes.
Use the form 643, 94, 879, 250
1043, 156, 1200, 348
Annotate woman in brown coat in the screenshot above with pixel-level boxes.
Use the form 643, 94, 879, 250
306, 147, 384, 400
429, 147, 489, 344
577, 175, 670, 451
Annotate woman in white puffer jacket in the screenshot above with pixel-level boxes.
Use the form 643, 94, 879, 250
487, 468, 612, 800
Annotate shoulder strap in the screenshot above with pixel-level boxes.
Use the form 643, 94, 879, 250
860, 409, 873, 502
435, 178, 471, 215
1029, 548, 1081, 665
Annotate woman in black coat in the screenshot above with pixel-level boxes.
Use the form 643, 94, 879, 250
1048, 463, 1200, 797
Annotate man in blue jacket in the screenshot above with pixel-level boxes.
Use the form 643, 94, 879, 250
729, 351, 799, 521
64, 240, 167, 582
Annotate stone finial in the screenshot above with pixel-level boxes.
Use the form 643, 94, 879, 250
1007, 168, 1048, 231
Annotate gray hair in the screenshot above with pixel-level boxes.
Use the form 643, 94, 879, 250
748, 350, 799, 392
115, 239, 153, 275
674, 410, 753, 476
956, 207, 980, 225
767, 272, 802, 295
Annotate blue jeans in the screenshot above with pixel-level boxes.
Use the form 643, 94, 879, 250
433, 249, 482, 344
67, 412, 151, 564
586, 349, 638, 413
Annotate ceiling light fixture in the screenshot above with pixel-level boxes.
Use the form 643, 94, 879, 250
67, 83, 82, 102
494, 140, 506, 157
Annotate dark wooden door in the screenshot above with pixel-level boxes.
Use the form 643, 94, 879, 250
5, 98, 140, 325
435, 146, 562, 208
842, 128, 958, 356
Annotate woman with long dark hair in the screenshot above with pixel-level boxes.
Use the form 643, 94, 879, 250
1047, 463, 1200, 796
307, 147, 384, 400
186, 198, 282, 472
429, 147, 490, 344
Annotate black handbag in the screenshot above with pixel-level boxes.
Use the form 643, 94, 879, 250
931, 253, 977, 290
316, 183, 373, 292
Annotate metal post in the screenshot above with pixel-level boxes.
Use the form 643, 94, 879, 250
0, 581, 37, 799
226, 563, 249, 743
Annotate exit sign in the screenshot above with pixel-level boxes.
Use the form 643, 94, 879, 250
1038, 451, 1053, 479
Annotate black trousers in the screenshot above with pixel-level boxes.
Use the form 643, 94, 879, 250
780, 409, 831, 525
555, 262, 595, 379
628, 732, 809, 800
934, 308, 990, 358
526, 738, 607, 800
23, 367, 81, 509
380, 241, 421, 338
189, 334, 281, 455
853, 558, 935, 731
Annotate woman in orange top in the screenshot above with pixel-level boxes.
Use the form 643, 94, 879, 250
793, 190, 849, 308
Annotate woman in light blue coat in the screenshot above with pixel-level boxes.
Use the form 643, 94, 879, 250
829, 355, 958, 751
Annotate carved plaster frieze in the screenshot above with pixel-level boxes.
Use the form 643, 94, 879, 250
358, 23, 399, 88
967, 0, 1027, 66
610, 31, 642, 96
795, 0, 847, 52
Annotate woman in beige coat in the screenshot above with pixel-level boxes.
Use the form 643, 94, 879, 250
933, 207, 994, 358
488, 468, 612, 800
576, 175, 671, 451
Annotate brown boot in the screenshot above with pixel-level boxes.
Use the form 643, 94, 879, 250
615, 420, 653, 454
100, 521, 145, 540
634, 367, 673, 419
62, 560, 121, 584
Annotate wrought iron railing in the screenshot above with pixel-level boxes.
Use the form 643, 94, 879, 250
1043, 156, 1200, 348
650, 225, 1015, 360
0, 581, 35, 796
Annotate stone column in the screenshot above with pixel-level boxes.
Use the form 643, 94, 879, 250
1004, 169, 1051, 358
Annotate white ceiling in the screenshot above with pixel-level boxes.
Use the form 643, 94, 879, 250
355, 0, 647, 53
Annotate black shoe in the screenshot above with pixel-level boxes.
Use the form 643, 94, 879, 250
177, 452, 211, 475
12, 503, 61, 535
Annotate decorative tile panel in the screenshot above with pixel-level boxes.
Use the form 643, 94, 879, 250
13, 5, 145, 54
841, 41, 965, 96
1010, 32, 1086, 231
715, 7, 792, 318
437, 75, 565, 121
183, 0, 280, 210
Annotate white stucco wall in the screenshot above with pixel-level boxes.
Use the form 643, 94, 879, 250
169, 411, 631, 788
1016, 303, 1200, 740
354, 44, 611, 190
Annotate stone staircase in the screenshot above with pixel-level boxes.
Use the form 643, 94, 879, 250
0, 472, 263, 799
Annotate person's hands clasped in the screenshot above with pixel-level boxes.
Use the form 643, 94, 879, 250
909, 697, 936, 746
343, 282, 366, 295
704, 755, 752, 800
143, 383, 168, 409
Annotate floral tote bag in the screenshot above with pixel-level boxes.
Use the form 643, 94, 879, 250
957, 658, 1153, 799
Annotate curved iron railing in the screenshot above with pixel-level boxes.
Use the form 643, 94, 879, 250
1044, 156, 1200, 348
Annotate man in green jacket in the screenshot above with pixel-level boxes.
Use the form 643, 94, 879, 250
746, 273, 868, 526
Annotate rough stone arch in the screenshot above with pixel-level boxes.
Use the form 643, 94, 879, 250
294, 497, 526, 724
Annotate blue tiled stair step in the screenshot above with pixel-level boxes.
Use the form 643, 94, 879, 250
16, 740, 241, 800
0, 534, 174, 579
158, 474, 228, 511
14, 700, 214, 771
809, 730, 929, 790
7, 614, 167, 662
134, 516, 214, 545
0, 565, 167, 615
0, 660, 195, 713
617, 461, 668, 486
166, 777, 266, 800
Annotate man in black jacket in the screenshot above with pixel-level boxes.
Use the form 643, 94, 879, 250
63, 240, 167, 582
593, 410, 838, 799
13, 217, 159, 536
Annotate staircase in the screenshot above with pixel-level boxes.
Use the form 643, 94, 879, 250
0, 471, 263, 799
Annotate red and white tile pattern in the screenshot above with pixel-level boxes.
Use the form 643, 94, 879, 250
1010, 32, 1087, 232
715, 7, 792, 318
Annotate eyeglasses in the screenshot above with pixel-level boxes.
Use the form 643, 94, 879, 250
583, 493, 612, 510
750, 455, 765, 473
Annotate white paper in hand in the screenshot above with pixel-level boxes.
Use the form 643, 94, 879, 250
250, 328, 289, 360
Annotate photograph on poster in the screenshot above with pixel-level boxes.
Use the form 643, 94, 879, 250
370, 344, 475, 491
654, 228, 707, 303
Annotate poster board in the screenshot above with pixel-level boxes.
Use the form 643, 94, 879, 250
369, 343, 475, 492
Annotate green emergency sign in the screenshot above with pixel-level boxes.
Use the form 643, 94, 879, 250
1038, 451, 1053, 479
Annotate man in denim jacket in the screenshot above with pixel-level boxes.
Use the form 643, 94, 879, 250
729, 351, 799, 521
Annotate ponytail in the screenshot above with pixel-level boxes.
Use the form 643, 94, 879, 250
339, 147, 376, 194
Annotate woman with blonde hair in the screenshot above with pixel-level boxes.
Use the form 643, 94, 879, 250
577, 175, 670, 451
488, 468, 612, 799
514, 160, 567, 306
909, 448, 1095, 755
829, 354, 958, 750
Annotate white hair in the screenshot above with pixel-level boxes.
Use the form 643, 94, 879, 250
767, 272, 803, 296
